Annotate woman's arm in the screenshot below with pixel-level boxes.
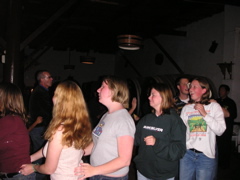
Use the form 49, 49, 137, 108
151, 115, 186, 161
84, 142, 94, 156
75, 135, 134, 179
28, 116, 43, 132
21, 129, 63, 175
128, 97, 137, 115
203, 103, 226, 136
30, 148, 44, 162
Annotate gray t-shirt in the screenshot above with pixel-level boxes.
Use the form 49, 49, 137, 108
90, 109, 136, 176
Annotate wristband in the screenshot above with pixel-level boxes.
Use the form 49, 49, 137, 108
32, 163, 39, 172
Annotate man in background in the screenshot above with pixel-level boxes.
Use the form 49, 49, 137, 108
216, 84, 237, 169
174, 76, 190, 114
28, 70, 53, 179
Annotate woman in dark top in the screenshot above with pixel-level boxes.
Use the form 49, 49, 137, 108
0, 82, 35, 180
134, 83, 186, 180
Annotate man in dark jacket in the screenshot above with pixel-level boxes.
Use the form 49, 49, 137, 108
216, 84, 237, 169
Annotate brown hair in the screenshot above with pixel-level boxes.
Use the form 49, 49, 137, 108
44, 80, 92, 149
189, 77, 210, 105
103, 76, 129, 108
0, 82, 27, 122
150, 83, 175, 114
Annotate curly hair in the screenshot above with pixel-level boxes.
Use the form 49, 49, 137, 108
0, 82, 27, 122
44, 80, 92, 149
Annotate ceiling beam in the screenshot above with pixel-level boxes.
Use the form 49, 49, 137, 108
20, 0, 77, 51
151, 37, 184, 74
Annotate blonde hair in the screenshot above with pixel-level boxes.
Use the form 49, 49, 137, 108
103, 76, 129, 108
0, 82, 27, 122
44, 81, 92, 149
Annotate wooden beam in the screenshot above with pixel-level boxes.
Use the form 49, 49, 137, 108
118, 50, 142, 77
151, 37, 184, 74
20, 0, 77, 51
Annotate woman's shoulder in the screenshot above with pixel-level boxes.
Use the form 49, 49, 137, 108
1, 114, 23, 123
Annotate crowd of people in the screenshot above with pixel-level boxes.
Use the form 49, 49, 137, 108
0, 72, 237, 180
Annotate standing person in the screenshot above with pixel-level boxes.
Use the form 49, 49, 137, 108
174, 76, 190, 180
174, 76, 190, 115
20, 80, 92, 180
75, 76, 136, 180
216, 84, 237, 169
29, 70, 53, 154
180, 77, 226, 180
0, 82, 35, 180
134, 83, 186, 180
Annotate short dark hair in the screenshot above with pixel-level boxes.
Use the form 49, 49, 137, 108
36, 70, 49, 82
175, 76, 190, 86
219, 84, 230, 92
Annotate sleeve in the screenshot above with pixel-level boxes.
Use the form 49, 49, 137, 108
152, 114, 186, 161
228, 100, 237, 120
180, 105, 188, 126
134, 117, 144, 146
116, 112, 136, 138
32, 90, 52, 126
203, 102, 226, 136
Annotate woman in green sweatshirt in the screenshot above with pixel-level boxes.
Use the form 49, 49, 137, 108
134, 83, 186, 180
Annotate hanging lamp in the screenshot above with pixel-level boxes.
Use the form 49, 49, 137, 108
117, 34, 143, 50
80, 55, 95, 64
64, 49, 75, 70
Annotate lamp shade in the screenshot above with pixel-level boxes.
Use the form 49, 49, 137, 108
117, 34, 143, 50
80, 56, 95, 64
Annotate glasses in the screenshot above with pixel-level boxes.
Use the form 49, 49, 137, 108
44, 76, 53, 79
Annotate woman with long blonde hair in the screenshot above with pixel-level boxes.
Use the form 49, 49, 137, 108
21, 80, 92, 180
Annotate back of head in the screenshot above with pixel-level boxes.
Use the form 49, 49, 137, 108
45, 80, 92, 149
0, 82, 27, 121
151, 83, 175, 114
53, 80, 86, 116
103, 76, 129, 109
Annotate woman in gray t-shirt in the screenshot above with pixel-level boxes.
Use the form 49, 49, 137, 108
75, 76, 136, 180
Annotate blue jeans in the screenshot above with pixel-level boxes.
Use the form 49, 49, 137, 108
180, 149, 217, 180
137, 171, 174, 180
2, 173, 35, 180
29, 127, 47, 180
90, 174, 128, 180
29, 127, 46, 153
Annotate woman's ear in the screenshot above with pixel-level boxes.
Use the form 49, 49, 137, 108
202, 88, 207, 95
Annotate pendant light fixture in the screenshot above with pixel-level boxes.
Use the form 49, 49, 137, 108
117, 34, 143, 50
80, 50, 95, 64
64, 49, 75, 70
80, 55, 95, 64
116, 1, 143, 50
